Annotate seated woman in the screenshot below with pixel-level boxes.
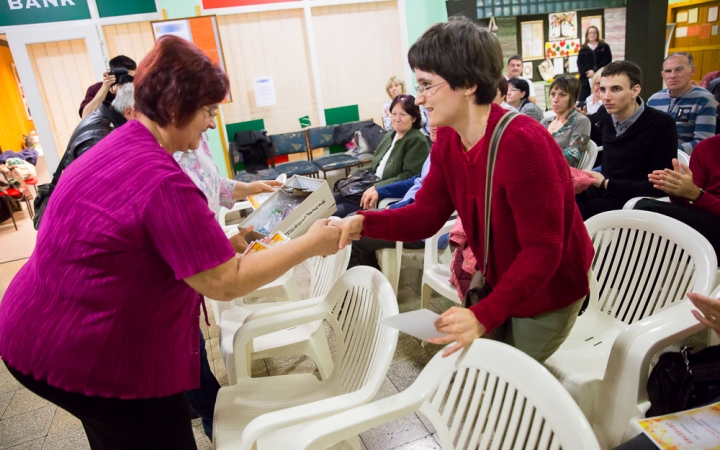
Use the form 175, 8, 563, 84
382, 76, 406, 131
506, 78, 544, 121
583, 67, 605, 115
494, 77, 517, 112
334, 94, 429, 218
634, 134, 720, 261
541, 75, 591, 167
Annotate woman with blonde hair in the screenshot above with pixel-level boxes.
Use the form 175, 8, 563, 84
584, 67, 605, 114
383, 76, 406, 130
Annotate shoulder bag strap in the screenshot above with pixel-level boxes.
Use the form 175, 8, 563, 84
482, 111, 519, 277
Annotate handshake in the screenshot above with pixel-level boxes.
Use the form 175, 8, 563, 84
230, 215, 366, 257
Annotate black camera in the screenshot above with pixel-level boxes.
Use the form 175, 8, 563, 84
108, 67, 134, 86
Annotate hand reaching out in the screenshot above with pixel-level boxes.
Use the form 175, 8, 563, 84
229, 225, 255, 253
330, 215, 365, 249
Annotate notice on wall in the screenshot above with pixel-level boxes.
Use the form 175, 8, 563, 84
637, 402, 720, 449
676, 26, 688, 38
713, 25, 719, 36
677, 11, 689, 23
689, 7, 699, 24
701, 23, 712, 39
553, 58, 564, 76
688, 25, 700, 36
153, 20, 192, 41
568, 55, 578, 73
253, 76, 277, 108
709, 6, 719, 23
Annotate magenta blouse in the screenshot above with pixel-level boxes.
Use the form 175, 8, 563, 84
0, 121, 235, 399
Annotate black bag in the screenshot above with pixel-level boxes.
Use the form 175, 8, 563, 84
646, 345, 720, 417
333, 120, 376, 146
333, 169, 379, 203
463, 112, 519, 308
234, 130, 272, 174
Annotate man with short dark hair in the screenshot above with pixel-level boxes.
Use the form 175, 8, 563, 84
78, 55, 137, 118
576, 61, 677, 219
647, 52, 716, 155
505, 55, 537, 103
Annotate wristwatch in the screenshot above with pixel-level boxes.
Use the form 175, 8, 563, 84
689, 188, 705, 205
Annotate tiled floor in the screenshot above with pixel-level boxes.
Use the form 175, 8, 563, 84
0, 221, 455, 450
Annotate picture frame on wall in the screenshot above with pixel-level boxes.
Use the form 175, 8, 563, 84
581, 15, 603, 41
549, 11, 577, 41
520, 20, 545, 61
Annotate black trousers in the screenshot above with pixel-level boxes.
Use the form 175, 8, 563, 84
575, 185, 627, 220
349, 235, 424, 269
634, 199, 720, 263
7, 365, 197, 450
333, 193, 362, 218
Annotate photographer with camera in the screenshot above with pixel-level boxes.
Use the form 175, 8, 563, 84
78, 55, 136, 118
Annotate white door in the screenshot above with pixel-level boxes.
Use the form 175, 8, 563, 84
5, 23, 106, 171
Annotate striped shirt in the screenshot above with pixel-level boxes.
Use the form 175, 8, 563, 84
647, 86, 716, 154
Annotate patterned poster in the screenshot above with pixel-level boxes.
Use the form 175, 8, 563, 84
549, 11, 577, 41
545, 39, 582, 58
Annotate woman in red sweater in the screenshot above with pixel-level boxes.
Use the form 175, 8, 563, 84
334, 16, 594, 362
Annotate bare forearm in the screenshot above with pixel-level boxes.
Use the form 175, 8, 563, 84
82, 91, 107, 118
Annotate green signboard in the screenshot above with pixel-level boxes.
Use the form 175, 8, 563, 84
96, 0, 156, 18
0, 0, 91, 27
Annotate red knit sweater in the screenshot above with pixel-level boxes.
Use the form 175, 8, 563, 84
359, 104, 594, 332
670, 134, 720, 216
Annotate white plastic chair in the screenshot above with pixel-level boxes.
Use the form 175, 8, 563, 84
278, 339, 600, 450
213, 266, 399, 450
544, 210, 717, 449
219, 243, 352, 383
377, 241, 424, 295
377, 197, 401, 210
579, 139, 599, 171
420, 219, 460, 311
677, 149, 690, 166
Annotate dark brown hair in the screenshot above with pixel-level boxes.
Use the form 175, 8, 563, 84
583, 26, 605, 47
497, 77, 509, 98
507, 78, 530, 100
134, 35, 229, 128
389, 94, 422, 129
601, 60, 643, 88
408, 16, 504, 105
550, 75, 581, 107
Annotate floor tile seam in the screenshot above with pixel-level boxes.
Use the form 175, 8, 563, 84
388, 432, 437, 450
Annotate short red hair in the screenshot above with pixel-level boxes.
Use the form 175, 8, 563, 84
134, 35, 229, 128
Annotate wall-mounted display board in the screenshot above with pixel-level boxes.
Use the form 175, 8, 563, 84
667, 0, 720, 83
202, 0, 300, 9
151, 15, 232, 102
0, 0, 91, 27
96, 0, 156, 18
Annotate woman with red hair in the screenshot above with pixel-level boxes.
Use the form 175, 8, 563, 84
0, 35, 341, 449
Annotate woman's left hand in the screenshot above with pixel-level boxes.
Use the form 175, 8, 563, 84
688, 292, 720, 339
429, 307, 486, 358
229, 225, 255, 253
585, 170, 604, 187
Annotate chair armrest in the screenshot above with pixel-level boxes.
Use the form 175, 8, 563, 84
423, 218, 457, 272
378, 197, 402, 209
622, 197, 668, 210
232, 298, 328, 380
276, 391, 422, 450
242, 296, 324, 322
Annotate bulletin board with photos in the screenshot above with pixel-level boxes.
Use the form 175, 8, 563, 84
515, 9, 604, 82
668, 0, 720, 83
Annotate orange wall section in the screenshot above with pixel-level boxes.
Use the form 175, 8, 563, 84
0, 43, 35, 153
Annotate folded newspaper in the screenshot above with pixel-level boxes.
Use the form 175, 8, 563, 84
242, 231, 290, 256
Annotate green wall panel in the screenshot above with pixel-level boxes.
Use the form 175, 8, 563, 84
0, 0, 91, 27
96, 0, 156, 17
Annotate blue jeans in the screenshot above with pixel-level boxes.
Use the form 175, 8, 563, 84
184, 331, 220, 440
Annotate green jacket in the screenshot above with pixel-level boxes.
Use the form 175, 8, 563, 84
352, 127, 429, 188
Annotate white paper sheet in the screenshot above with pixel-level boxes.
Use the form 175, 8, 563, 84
568, 55, 578, 73
380, 309, 447, 341
710, 6, 719, 23
677, 11, 688, 23
713, 25, 719, 35
553, 57, 565, 76
689, 8, 699, 24
253, 76, 277, 107
676, 26, 688, 38
637, 402, 720, 449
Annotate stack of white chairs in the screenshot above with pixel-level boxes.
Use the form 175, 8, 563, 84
272, 339, 600, 450
219, 243, 352, 384
213, 266, 399, 449
544, 210, 717, 448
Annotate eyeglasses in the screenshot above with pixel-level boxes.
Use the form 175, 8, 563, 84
415, 81, 447, 96
509, 88, 520, 92
203, 106, 219, 119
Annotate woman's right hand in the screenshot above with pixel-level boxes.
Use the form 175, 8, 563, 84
332, 215, 365, 249
303, 219, 342, 257
688, 292, 720, 339
360, 186, 379, 210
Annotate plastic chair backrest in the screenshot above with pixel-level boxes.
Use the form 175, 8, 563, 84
324, 267, 398, 393
308, 243, 352, 298
585, 210, 717, 324
677, 150, 690, 166
579, 139, 599, 171
423, 219, 457, 273
420, 340, 600, 450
